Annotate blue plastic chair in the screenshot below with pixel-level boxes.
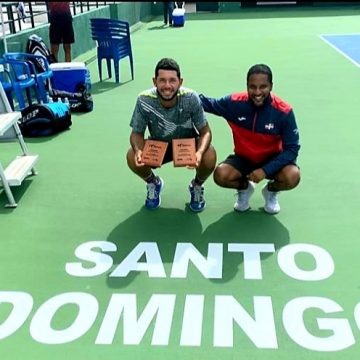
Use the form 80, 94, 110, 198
0, 59, 16, 109
0, 57, 40, 110
90, 18, 134, 83
4, 52, 53, 104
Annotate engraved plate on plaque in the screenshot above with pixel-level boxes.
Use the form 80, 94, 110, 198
141, 140, 168, 167
172, 138, 197, 167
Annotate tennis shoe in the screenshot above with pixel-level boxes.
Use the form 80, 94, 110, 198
189, 181, 206, 212
234, 181, 255, 212
145, 177, 164, 210
262, 182, 280, 214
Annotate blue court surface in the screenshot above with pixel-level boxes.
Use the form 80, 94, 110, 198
320, 34, 360, 67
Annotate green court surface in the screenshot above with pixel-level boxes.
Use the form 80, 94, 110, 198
1, 6, 360, 360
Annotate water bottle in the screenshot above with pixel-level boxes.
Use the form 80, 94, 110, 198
64, 97, 70, 111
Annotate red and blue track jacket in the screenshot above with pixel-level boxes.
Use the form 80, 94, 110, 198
199, 92, 300, 177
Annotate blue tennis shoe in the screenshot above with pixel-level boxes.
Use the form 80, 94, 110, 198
145, 177, 164, 210
188, 181, 206, 212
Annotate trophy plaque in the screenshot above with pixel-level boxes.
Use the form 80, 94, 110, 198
141, 140, 168, 167
172, 138, 197, 167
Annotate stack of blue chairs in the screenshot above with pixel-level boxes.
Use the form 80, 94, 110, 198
0, 56, 40, 110
4, 52, 53, 105
90, 18, 134, 83
0, 58, 16, 109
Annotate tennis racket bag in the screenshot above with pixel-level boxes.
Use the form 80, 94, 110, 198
25, 34, 56, 72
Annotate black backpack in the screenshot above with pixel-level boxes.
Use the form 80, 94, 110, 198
25, 34, 57, 72
19, 102, 72, 137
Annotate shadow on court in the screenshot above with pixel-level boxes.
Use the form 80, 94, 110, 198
105, 208, 289, 289
90, 79, 131, 95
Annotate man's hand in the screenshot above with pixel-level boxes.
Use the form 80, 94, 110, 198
247, 168, 266, 183
195, 151, 202, 168
187, 150, 202, 169
130, 132, 145, 167
134, 149, 144, 167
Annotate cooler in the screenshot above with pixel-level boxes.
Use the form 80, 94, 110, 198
50, 62, 91, 93
172, 8, 185, 27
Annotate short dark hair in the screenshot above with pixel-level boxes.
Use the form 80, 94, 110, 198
155, 58, 181, 78
247, 64, 273, 84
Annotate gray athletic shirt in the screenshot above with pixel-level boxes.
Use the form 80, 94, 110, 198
130, 87, 207, 143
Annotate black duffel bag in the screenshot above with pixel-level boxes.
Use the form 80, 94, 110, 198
19, 102, 72, 137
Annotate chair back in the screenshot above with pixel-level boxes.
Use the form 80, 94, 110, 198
0, 56, 38, 110
2, 54, 34, 83
90, 18, 132, 58
4, 52, 51, 76
0, 58, 13, 90
0, 58, 15, 108
4, 52, 53, 103
89, 18, 134, 83
90, 18, 131, 40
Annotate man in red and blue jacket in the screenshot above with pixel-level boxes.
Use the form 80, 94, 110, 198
199, 64, 301, 214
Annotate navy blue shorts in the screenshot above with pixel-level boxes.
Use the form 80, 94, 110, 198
221, 154, 298, 179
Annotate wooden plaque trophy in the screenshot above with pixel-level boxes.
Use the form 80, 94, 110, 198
172, 138, 197, 167
141, 140, 168, 167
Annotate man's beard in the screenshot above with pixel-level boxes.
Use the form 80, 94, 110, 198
156, 88, 179, 102
250, 94, 270, 107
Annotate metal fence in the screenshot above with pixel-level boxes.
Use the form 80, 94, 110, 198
0, 2, 116, 36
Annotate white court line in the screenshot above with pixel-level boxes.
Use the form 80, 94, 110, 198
318, 34, 360, 68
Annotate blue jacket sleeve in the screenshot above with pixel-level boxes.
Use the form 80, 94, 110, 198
262, 109, 301, 177
199, 94, 232, 118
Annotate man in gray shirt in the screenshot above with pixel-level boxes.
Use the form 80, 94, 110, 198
127, 58, 217, 212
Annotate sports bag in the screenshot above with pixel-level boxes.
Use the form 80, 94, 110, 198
25, 34, 56, 72
49, 86, 94, 113
19, 102, 72, 137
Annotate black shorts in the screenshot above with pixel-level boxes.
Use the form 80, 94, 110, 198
49, 20, 75, 44
162, 142, 174, 164
221, 154, 298, 179
150, 142, 174, 168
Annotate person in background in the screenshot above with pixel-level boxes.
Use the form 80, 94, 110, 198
163, 1, 175, 26
16, 2, 27, 23
127, 57, 217, 212
199, 64, 301, 214
48, 2, 74, 62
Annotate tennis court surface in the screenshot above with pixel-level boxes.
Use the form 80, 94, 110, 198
1, 5, 360, 360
